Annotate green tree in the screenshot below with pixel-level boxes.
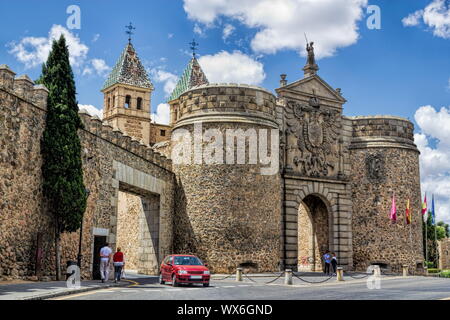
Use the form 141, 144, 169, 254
38, 35, 86, 280
437, 221, 450, 238
423, 215, 447, 268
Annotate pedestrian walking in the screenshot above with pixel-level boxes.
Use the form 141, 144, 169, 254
331, 252, 338, 275
113, 247, 125, 283
99, 242, 112, 283
323, 250, 331, 275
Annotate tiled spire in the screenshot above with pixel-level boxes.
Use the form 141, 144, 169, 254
168, 57, 208, 102
102, 42, 153, 91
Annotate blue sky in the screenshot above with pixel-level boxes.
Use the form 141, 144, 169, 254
1, 0, 450, 222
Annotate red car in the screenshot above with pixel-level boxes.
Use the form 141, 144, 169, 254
160, 255, 210, 287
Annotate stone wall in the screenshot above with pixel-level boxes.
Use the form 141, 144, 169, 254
0, 66, 175, 280
349, 116, 423, 273
438, 239, 450, 270
171, 84, 282, 273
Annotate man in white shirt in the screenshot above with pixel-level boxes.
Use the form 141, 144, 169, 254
99, 243, 112, 283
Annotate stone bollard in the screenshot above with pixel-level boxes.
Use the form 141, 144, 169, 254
284, 269, 293, 285
424, 266, 429, 276
402, 265, 408, 277
236, 268, 243, 282
337, 267, 344, 281
374, 265, 381, 277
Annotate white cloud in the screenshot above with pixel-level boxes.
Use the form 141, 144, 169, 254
222, 24, 235, 40
199, 50, 265, 85
183, 0, 368, 58
402, 10, 424, 27
151, 103, 170, 125
8, 24, 89, 69
414, 105, 450, 224
92, 34, 100, 42
193, 23, 204, 36
403, 0, 450, 39
151, 69, 179, 97
168, 33, 174, 39
82, 59, 111, 77
79, 104, 103, 119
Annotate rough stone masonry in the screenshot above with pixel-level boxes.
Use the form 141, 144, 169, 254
0, 41, 424, 280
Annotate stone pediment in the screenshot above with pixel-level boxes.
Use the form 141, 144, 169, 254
277, 75, 346, 104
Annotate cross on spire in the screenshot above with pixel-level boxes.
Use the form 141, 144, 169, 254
189, 39, 199, 58
125, 22, 136, 43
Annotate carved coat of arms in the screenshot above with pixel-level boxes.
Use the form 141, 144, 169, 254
285, 101, 341, 177
365, 153, 385, 183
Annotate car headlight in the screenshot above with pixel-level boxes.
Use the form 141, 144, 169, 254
203, 271, 210, 275
178, 270, 188, 275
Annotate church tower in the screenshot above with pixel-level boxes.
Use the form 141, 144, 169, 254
168, 42, 209, 126
102, 40, 154, 145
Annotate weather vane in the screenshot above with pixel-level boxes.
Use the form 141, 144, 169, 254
189, 39, 199, 58
125, 22, 136, 43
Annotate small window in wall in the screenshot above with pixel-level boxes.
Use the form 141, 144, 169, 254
125, 95, 131, 108
137, 97, 142, 110
113, 96, 115, 108
160, 130, 166, 137
107, 98, 111, 110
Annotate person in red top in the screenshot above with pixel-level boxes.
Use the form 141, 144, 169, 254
113, 248, 125, 283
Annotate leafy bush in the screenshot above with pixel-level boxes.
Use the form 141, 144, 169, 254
428, 268, 441, 274
439, 270, 450, 278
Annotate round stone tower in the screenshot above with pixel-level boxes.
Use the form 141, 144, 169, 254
348, 116, 423, 273
169, 84, 282, 273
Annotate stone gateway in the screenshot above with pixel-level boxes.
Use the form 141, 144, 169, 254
0, 40, 423, 280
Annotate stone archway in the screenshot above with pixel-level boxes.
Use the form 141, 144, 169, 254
298, 194, 332, 272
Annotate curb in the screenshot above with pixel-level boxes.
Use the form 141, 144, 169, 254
22, 281, 129, 300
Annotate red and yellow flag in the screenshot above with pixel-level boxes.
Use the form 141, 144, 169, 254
406, 199, 411, 225
421, 194, 427, 215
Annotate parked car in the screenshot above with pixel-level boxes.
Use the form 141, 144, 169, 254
160, 254, 210, 287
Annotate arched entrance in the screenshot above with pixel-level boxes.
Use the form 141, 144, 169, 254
297, 194, 332, 272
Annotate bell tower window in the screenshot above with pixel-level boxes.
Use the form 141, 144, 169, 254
125, 95, 131, 108
137, 97, 142, 110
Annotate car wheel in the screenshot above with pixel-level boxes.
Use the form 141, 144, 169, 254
172, 274, 179, 287
159, 273, 165, 284
203, 282, 210, 287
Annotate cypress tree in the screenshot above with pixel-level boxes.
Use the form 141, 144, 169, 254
38, 35, 87, 280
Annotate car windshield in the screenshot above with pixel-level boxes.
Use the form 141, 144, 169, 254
173, 256, 203, 266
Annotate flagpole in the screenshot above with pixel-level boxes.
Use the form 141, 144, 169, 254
425, 211, 428, 264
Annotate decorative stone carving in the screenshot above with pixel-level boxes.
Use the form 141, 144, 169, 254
285, 100, 341, 177
365, 153, 385, 183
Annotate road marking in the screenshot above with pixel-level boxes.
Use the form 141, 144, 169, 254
51, 289, 106, 300
238, 285, 250, 287
222, 286, 236, 288
123, 279, 140, 287
144, 289, 161, 292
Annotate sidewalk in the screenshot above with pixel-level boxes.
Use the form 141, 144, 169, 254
0, 279, 130, 300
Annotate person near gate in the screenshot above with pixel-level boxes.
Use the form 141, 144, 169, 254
99, 243, 112, 283
323, 250, 332, 275
331, 252, 338, 276
113, 247, 125, 283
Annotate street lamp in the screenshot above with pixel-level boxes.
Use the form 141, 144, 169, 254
77, 188, 91, 270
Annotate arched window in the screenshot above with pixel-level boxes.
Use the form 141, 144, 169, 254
113, 96, 115, 108
137, 97, 142, 110
125, 95, 131, 108
107, 98, 111, 110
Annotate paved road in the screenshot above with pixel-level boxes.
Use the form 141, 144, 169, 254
53, 275, 450, 300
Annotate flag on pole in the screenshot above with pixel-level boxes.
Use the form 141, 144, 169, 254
431, 194, 436, 225
405, 199, 411, 225
390, 193, 397, 223
421, 194, 427, 215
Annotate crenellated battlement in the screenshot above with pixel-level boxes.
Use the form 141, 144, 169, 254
0, 65, 49, 110
78, 109, 172, 171
171, 83, 278, 128
348, 115, 417, 151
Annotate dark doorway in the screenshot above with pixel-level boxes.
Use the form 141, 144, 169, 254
92, 236, 107, 280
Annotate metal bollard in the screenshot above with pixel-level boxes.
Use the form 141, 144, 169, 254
236, 268, 243, 282
337, 267, 344, 281
284, 269, 293, 285
402, 265, 408, 277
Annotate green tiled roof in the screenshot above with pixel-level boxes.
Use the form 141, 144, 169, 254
168, 57, 208, 102
102, 42, 153, 91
